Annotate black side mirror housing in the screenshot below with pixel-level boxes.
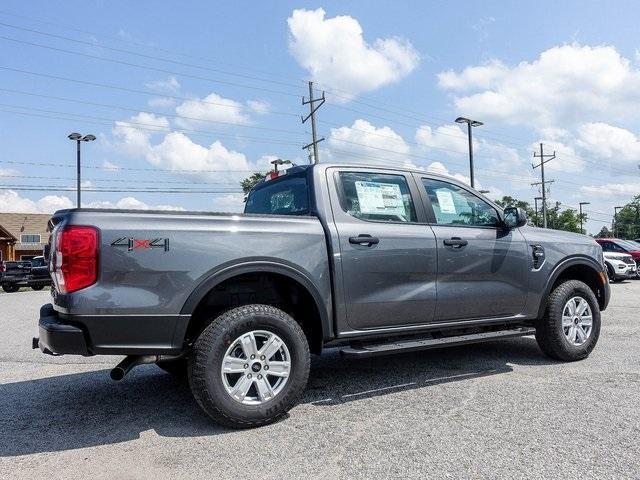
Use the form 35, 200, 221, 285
503, 207, 527, 229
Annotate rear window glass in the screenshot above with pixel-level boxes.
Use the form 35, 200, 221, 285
244, 176, 309, 215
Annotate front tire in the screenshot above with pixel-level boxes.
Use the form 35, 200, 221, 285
2, 284, 19, 293
188, 304, 310, 428
535, 280, 601, 361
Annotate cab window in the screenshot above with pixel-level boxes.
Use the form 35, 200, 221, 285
244, 176, 309, 215
422, 178, 500, 227
337, 171, 417, 223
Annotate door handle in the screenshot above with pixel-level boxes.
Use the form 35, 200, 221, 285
443, 237, 468, 247
349, 234, 380, 246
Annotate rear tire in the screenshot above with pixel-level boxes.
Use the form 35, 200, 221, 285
188, 304, 310, 428
2, 284, 19, 293
31, 285, 45, 291
535, 280, 601, 361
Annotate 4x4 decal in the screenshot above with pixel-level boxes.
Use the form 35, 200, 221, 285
111, 237, 169, 252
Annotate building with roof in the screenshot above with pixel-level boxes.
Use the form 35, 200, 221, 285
0, 213, 51, 261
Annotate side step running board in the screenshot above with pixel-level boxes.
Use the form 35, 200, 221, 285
340, 327, 536, 358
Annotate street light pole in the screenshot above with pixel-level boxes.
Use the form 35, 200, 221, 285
67, 133, 96, 208
455, 117, 483, 189
579, 202, 590, 234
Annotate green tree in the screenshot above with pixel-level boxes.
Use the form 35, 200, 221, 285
595, 226, 612, 238
613, 194, 640, 239
546, 203, 583, 233
495, 196, 536, 226
241, 172, 267, 195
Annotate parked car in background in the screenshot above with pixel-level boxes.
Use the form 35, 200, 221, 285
602, 252, 637, 282
27, 256, 51, 291
595, 238, 640, 277
0, 260, 32, 292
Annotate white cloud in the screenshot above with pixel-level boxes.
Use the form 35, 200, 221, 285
148, 97, 177, 108
575, 122, 640, 164
211, 193, 245, 213
247, 100, 270, 115
112, 113, 269, 186
102, 160, 121, 171
287, 8, 419, 100
0, 190, 184, 213
328, 119, 415, 167
438, 44, 640, 127
145, 76, 180, 94
415, 124, 470, 155
426, 161, 471, 185
174, 93, 250, 128
84, 197, 185, 211
580, 182, 640, 199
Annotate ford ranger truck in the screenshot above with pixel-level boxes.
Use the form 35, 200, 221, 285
33, 163, 610, 428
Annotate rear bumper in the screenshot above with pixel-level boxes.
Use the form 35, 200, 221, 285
33, 303, 190, 356
35, 304, 90, 356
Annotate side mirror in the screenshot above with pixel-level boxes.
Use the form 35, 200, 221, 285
503, 207, 527, 229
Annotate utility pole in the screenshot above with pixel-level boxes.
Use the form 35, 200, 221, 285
614, 206, 624, 237
534, 197, 543, 227
532, 143, 556, 228
579, 202, 590, 234
301, 81, 325, 164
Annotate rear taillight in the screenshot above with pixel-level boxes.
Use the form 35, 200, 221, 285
53, 226, 99, 294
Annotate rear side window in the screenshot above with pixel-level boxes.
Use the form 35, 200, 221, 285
244, 176, 309, 215
337, 171, 417, 223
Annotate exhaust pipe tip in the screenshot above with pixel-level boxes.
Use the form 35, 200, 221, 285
110, 367, 126, 381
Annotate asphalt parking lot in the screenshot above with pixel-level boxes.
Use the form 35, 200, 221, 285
1, 284, 639, 480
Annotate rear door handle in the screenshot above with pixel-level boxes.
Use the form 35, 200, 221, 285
443, 237, 468, 247
349, 234, 380, 246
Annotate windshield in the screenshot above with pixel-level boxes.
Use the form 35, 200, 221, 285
618, 240, 640, 250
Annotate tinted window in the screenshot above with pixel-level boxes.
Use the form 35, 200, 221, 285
337, 172, 417, 223
422, 178, 500, 227
244, 176, 309, 215
601, 242, 625, 252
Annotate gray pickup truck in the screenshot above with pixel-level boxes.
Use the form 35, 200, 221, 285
34, 163, 610, 428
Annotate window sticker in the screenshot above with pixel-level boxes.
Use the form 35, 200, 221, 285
435, 189, 457, 214
355, 181, 406, 216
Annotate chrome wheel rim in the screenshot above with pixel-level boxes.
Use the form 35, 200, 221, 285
221, 330, 291, 405
562, 296, 593, 346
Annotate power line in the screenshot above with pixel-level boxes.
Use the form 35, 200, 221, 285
0, 34, 300, 98
0, 9, 304, 85
0, 160, 262, 174
0, 184, 243, 194
0, 104, 302, 147
0, 20, 303, 90
0, 87, 307, 137
0, 173, 240, 185
0, 66, 298, 117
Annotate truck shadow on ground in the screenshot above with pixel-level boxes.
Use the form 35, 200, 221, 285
1, 336, 556, 457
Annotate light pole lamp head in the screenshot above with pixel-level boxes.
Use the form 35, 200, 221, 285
68, 132, 82, 141
579, 202, 590, 206
455, 117, 483, 127
82, 134, 96, 142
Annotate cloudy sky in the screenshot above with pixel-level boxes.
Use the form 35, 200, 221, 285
0, 1, 639, 233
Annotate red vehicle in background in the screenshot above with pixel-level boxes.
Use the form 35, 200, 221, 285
595, 239, 640, 277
